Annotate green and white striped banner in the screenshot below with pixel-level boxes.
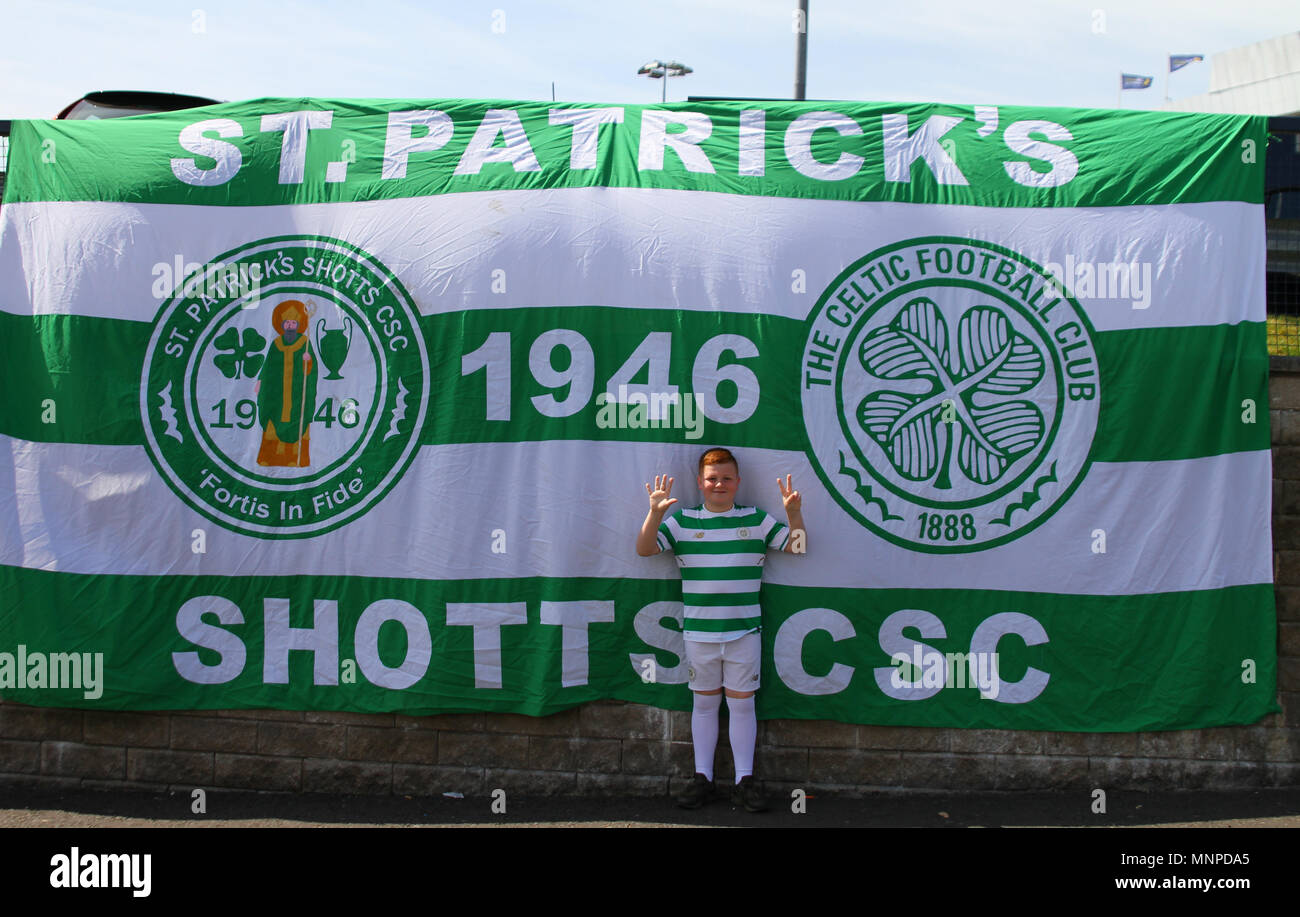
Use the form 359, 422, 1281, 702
0, 98, 1277, 729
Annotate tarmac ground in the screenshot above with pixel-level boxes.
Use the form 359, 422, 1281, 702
1, 783, 1297, 828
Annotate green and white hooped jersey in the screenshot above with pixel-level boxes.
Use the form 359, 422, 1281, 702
657, 504, 790, 643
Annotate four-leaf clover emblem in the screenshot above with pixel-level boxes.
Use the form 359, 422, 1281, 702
212, 326, 267, 379
856, 296, 1045, 490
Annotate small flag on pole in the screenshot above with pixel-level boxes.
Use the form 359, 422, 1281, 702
1169, 54, 1204, 72
1121, 74, 1154, 90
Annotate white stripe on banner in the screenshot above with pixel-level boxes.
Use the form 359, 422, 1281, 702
0, 437, 1271, 595
0, 193, 1263, 331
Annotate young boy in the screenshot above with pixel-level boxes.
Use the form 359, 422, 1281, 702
636, 447, 805, 812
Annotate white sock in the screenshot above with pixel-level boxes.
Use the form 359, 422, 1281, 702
727, 694, 757, 782
691, 692, 722, 781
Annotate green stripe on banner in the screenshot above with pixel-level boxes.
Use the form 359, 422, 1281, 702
0, 313, 149, 445
0, 310, 1272, 462
0, 566, 1276, 730
1092, 323, 1271, 462
3, 101, 1265, 209
428, 307, 804, 450
756, 582, 1278, 731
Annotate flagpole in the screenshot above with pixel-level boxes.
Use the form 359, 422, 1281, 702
1164, 52, 1169, 101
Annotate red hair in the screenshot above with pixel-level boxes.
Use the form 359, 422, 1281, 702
698, 447, 738, 475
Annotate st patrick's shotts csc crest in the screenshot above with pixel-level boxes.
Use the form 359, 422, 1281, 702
141, 236, 429, 538
801, 237, 1101, 553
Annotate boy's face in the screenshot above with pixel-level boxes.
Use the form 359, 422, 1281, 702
698, 462, 739, 512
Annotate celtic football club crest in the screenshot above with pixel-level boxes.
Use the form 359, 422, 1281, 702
141, 236, 428, 538
802, 237, 1100, 553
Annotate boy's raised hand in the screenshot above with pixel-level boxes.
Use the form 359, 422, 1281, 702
646, 474, 679, 515
778, 474, 801, 512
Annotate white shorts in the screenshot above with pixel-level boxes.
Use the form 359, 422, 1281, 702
685, 632, 762, 693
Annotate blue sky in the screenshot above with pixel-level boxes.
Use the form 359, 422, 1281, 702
1, 0, 1295, 118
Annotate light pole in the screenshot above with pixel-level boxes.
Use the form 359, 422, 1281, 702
794, 0, 808, 100
637, 60, 693, 103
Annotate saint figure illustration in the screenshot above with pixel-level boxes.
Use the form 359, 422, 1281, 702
255, 299, 318, 467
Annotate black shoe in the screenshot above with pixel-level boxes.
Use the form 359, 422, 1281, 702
730, 776, 769, 813
676, 773, 714, 809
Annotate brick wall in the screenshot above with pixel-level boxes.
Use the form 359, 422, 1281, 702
3, 367, 1298, 798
